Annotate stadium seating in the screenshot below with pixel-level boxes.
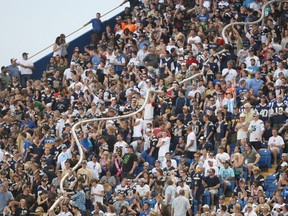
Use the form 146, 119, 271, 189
264, 173, 277, 185
258, 150, 272, 168
266, 182, 279, 197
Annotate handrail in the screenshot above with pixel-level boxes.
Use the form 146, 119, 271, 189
48, 72, 204, 213
47, 0, 280, 212
48, 46, 227, 213
221, 0, 280, 44
28, 1, 128, 60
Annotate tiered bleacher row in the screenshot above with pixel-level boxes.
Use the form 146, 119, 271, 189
1, 0, 288, 215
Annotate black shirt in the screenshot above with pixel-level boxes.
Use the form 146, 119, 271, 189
106, 134, 117, 153
122, 153, 138, 172
15, 207, 30, 216
147, 135, 159, 159
233, 186, 251, 200
204, 175, 220, 187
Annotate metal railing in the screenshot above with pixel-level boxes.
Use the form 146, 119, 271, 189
48, 72, 204, 213
48, 0, 278, 213
221, 0, 280, 44
28, 0, 129, 60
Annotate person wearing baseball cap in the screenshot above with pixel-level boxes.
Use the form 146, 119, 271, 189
77, 160, 92, 185
17, 51, 34, 87
6, 57, 21, 79
248, 110, 264, 150
121, 145, 138, 178
57, 141, 75, 171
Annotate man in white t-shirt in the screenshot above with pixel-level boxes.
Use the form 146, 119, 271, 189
16, 52, 34, 87
161, 152, 178, 169
245, 49, 260, 67
156, 131, 171, 163
87, 155, 102, 180
187, 83, 201, 100
113, 133, 128, 157
136, 178, 150, 199
203, 152, 217, 171
143, 94, 155, 131
57, 144, 73, 170
185, 126, 197, 159
273, 62, 288, 79
90, 179, 104, 205
63, 64, 75, 84
248, 111, 265, 150
268, 129, 285, 165
187, 29, 201, 44
204, 159, 219, 176
215, 146, 230, 168
176, 180, 191, 200
132, 112, 144, 140
222, 61, 237, 82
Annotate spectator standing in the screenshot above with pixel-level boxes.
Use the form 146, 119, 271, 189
185, 126, 197, 159
112, 193, 129, 214
242, 143, 260, 177
222, 61, 238, 83
249, 72, 264, 95
16, 52, 34, 87
77, 160, 92, 185
84, 12, 102, 40
87, 155, 102, 180
248, 111, 265, 150
270, 95, 288, 130
164, 178, 176, 214
0, 66, 11, 90
6, 58, 21, 79
70, 184, 86, 215
156, 131, 170, 163
142, 46, 160, 71
171, 189, 192, 216
121, 145, 138, 179
52, 37, 64, 57
56, 143, 74, 171
0, 183, 14, 214
90, 179, 104, 205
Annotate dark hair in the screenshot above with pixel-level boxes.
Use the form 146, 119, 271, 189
120, 206, 128, 213
221, 205, 227, 211
144, 202, 150, 207
55, 36, 61, 46
253, 180, 260, 187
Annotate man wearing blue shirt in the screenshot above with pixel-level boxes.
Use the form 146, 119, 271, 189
219, 161, 235, 195
6, 58, 21, 79
171, 189, 192, 216
71, 184, 86, 215
139, 202, 151, 216
249, 72, 264, 95
247, 58, 260, 78
84, 13, 102, 39
0, 183, 14, 214
165, 178, 176, 213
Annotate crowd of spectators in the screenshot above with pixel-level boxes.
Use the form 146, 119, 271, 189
1, 0, 288, 215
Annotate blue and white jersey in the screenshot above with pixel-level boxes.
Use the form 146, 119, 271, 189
268, 99, 277, 109
256, 103, 270, 122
